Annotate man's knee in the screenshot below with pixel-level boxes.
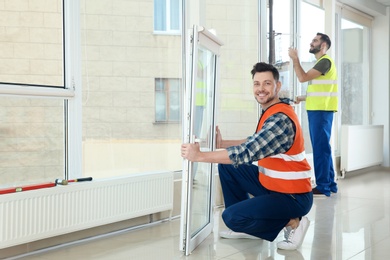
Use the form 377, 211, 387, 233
222, 207, 245, 231
222, 208, 235, 229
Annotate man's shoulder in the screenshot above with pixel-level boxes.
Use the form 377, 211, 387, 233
314, 58, 331, 75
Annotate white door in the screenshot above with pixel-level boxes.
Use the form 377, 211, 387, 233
180, 25, 223, 256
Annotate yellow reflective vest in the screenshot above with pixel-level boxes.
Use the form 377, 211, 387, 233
306, 54, 338, 111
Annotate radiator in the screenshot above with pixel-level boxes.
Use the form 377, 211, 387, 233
340, 125, 384, 177
0, 171, 173, 249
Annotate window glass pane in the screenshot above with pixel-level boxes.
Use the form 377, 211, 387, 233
156, 91, 167, 121
299, 3, 325, 62
341, 19, 367, 125
0, 1, 63, 87
155, 78, 165, 91
0, 97, 64, 188
81, 0, 182, 178
204, 0, 258, 141
170, 78, 180, 92
170, 0, 180, 30
297, 1, 325, 154
268, 0, 290, 65
169, 79, 180, 121
154, 0, 166, 31
267, 0, 292, 100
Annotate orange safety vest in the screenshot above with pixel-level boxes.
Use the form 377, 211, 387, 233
257, 103, 312, 193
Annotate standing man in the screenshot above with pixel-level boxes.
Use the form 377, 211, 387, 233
181, 62, 313, 250
288, 32, 338, 197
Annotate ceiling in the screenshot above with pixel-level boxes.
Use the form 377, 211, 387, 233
375, 0, 390, 5
339, 0, 390, 17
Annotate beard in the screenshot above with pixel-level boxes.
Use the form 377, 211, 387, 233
309, 45, 321, 54
255, 93, 277, 105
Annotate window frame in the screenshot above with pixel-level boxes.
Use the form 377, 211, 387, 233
0, 0, 75, 98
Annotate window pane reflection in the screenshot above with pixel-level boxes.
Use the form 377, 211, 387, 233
0, 97, 64, 188
0, 0, 63, 87
297, 1, 325, 154
205, 1, 259, 140
341, 19, 367, 125
81, 0, 182, 178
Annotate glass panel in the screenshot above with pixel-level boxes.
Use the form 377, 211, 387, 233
155, 91, 167, 121
81, 0, 182, 179
0, 97, 64, 188
204, 0, 258, 142
297, 2, 325, 154
267, 0, 292, 99
169, 79, 181, 121
190, 47, 215, 235
341, 19, 367, 125
0, 0, 63, 87
170, 0, 180, 30
154, 0, 166, 31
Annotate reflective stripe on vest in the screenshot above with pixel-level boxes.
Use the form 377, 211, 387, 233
309, 79, 337, 85
306, 54, 338, 111
307, 92, 338, 97
269, 151, 306, 161
196, 81, 206, 106
260, 166, 312, 180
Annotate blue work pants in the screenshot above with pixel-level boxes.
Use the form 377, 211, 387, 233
218, 163, 313, 241
307, 111, 337, 195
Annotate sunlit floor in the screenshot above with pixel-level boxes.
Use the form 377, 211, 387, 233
10, 167, 390, 260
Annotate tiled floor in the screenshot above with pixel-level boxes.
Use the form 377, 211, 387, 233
9, 167, 390, 260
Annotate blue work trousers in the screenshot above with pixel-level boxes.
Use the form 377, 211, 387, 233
307, 111, 337, 195
218, 163, 313, 242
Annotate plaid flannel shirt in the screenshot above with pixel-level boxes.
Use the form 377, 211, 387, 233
226, 112, 296, 167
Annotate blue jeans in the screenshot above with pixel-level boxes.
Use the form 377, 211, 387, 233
307, 111, 338, 196
218, 163, 313, 241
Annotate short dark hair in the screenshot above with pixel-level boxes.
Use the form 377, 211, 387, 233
317, 32, 331, 50
251, 62, 280, 81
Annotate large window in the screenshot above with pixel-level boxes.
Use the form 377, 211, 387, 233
266, 0, 292, 99
296, 1, 325, 154
0, 1, 64, 87
339, 15, 371, 125
0, 0, 68, 188
81, 0, 182, 179
203, 0, 259, 141
0, 97, 64, 188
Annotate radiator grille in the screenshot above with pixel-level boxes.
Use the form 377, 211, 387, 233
0, 172, 173, 249
340, 125, 383, 177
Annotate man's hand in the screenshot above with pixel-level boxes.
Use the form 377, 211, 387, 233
294, 95, 306, 104
181, 142, 201, 162
216, 126, 223, 149
288, 47, 299, 60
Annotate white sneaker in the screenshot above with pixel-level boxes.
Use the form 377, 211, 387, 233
277, 217, 310, 250
283, 226, 293, 240
219, 229, 260, 239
